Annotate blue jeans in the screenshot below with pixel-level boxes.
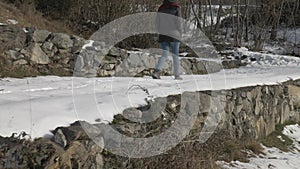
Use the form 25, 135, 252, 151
156, 42, 180, 76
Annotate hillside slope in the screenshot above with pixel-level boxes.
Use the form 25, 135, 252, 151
0, 1, 72, 34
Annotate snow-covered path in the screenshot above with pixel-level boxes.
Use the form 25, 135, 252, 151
0, 64, 300, 138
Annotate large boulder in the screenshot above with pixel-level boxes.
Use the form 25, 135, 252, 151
114, 52, 223, 77
52, 33, 73, 49
28, 43, 50, 64
46, 140, 104, 169
49, 121, 104, 168
288, 85, 300, 109
32, 30, 51, 43
0, 25, 26, 53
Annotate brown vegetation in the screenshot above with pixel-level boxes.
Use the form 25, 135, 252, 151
0, 0, 72, 34
1, 0, 299, 50
261, 122, 295, 152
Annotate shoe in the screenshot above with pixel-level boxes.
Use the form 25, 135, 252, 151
152, 69, 161, 79
174, 76, 183, 80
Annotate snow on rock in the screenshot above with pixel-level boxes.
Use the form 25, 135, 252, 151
236, 47, 300, 66
6, 19, 18, 25
82, 40, 94, 49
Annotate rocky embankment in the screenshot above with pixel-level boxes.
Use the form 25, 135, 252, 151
0, 24, 225, 78
1, 79, 300, 169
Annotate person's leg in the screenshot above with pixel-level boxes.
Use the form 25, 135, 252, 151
153, 42, 170, 79
170, 42, 180, 77
156, 42, 170, 71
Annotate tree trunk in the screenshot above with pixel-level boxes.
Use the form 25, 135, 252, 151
235, 0, 241, 46
214, 0, 223, 32
243, 0, 249, 42
270, 0, 285, 41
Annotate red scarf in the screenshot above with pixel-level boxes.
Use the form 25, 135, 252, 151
158, 2, 179, 10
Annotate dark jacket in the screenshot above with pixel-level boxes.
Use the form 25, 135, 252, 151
156, 1, 182, 42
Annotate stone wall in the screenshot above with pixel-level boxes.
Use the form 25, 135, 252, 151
0, 25, 223, 77
47, 79, 300, 168
0, 25, 85, 75
102, 79, 300, 145
221, 81, 300, 139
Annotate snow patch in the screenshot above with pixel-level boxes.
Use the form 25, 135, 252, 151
283, 124, 300, 142
219, 124, 300, 169
236, 47, 300, 66
6, 19, 18, 25
23, 28, 29, 33
24, 87, 56, 92
82, 40, 94, 49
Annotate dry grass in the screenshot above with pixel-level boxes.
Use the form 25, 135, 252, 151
0, 64, 39, 78
0, 1, 72, 34
261, 122, 295, 152
222, 140, 249, 163
245, 140, 265, 155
